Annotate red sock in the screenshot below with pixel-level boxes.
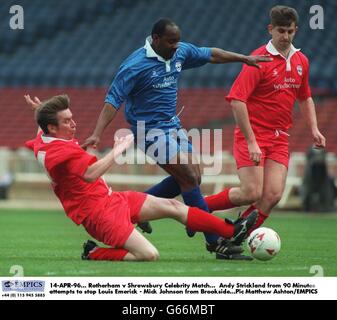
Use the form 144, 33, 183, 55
205, 188, 237, 212
88, 247, 128, 261
187, 207, 234, 239
241, 205, 268, 235
241, 205, 257, 218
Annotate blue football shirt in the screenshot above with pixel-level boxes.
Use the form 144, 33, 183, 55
105, 36, 211, 130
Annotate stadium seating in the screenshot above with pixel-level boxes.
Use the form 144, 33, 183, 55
1, 0, 336, 90
0, 0, 336, 153
1, 1, 336, 208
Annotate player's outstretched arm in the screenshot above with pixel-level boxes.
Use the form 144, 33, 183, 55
210, 48, 272, 68
24, 94, 42, 134
81, 103, 118, 150
24, 94, 41, 110
83, 134, 134, 182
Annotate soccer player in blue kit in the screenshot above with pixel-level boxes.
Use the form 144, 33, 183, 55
82, 18, 271, 260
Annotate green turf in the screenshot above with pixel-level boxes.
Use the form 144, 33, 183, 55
0, 208, 336, 276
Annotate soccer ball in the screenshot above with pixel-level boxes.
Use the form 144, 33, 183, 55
247, 227, 281, 261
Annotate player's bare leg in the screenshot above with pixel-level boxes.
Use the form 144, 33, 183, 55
82, 196, 257, 262
234, 160, 288, 241
123, 229, 160, 261
138, 195, 189, 223
205, 166, 264, 212
255, 160, 288, 215
138, 195, 258, 251
229, 166, 264, 206
82, 230, 159, 262
82, 197, 185, 262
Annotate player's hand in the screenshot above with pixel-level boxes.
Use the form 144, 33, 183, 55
24, 94, 42, 110
244, 55, 273, 68
113, 134, 134, 158
248, 140, 262, 165
312, 129, 326, 149
81, 135, 101, 150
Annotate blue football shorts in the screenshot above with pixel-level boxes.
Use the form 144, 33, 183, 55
135, 126, 193, 164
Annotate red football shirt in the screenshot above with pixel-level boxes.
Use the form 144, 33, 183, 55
25, 133, 111, 225
227, 41, 311, 130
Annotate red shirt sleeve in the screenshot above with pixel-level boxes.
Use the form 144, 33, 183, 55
66, 151, 97, 178
46, 142, 97, 178
25, 139, 35, 151
297, 56, 312, 101
226, 64, 262, 103
25, 132, 43, 151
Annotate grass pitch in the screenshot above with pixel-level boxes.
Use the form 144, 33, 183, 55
0, 208, 336, 277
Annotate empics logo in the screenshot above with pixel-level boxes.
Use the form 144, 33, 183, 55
2, 280, 45, 292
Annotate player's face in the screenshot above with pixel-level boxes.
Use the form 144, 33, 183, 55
268, 22, 298, 52
152, 25, 180, 60
50, 109, 76, 140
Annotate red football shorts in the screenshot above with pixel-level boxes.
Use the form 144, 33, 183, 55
233, 127, 290, 169
82, 191, 147, 248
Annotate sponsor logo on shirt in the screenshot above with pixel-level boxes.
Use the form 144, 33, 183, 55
274, 77, 301, 90
151, 70, 159, 78
153, 76, 177, 89
273, 68, 278, 77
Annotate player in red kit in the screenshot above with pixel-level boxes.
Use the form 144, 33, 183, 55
205, 6, 326, 241
24, 94, 257, 261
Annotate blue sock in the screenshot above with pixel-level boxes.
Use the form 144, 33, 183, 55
181, 187, 219, 243
145, 176, 181, 198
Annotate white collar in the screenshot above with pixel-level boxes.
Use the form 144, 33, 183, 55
144, 36, 167, 62
144, 36, 172, 72
266, 40, 300, 58
266, 40, 300, 71
41, 134, 73, 144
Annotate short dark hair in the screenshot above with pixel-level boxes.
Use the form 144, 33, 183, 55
151, 18, 177, 37
35, 95, 70, 134
270, 5, 299, 27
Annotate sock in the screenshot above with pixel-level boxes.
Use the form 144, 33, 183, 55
186, 207, 234, 239
182, 187, 219, 243
241, 204, 257, 218
88, 247, 128, 261
204, 188, 237, 212
145, 176, 181, 198
241, 205, 269, 234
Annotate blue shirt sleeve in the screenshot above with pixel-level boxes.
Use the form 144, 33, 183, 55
105, 66, 136, 110
180, 42, 212, 70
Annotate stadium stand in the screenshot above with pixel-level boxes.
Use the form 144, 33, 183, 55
1, 0, 337, 89
0, 0, 336, 207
